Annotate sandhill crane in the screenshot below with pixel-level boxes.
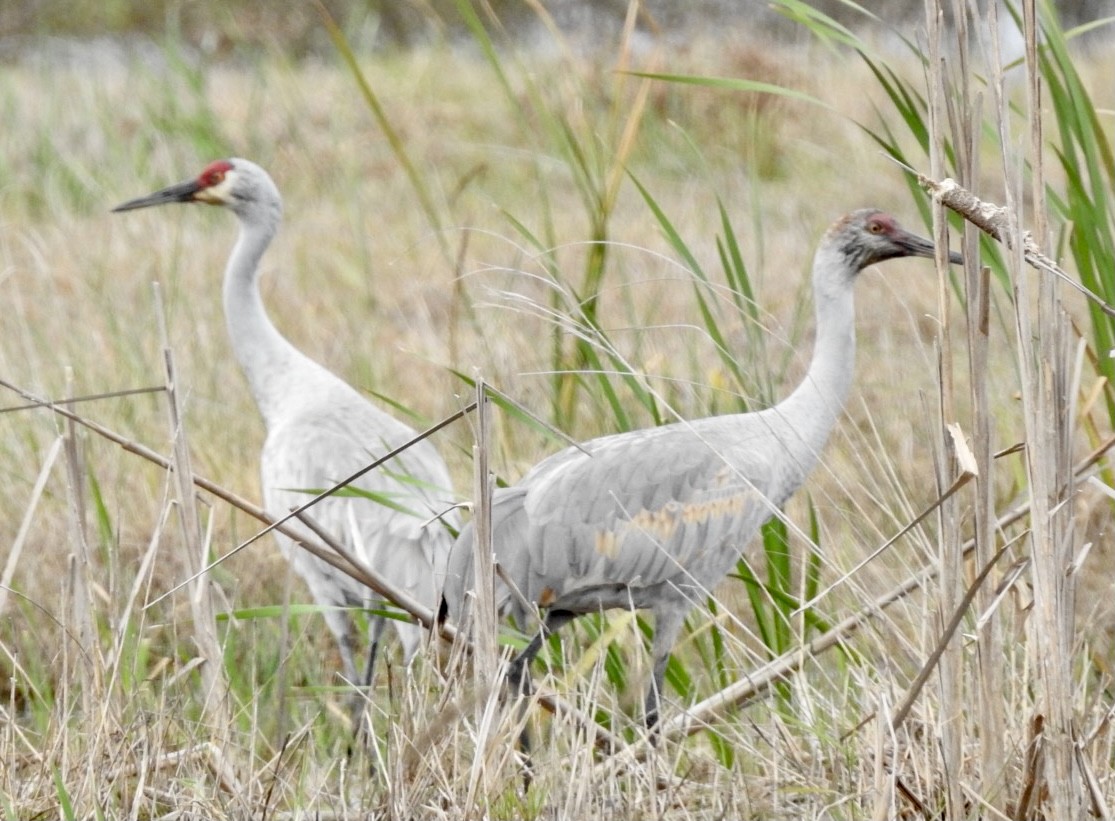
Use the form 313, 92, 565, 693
114, 158, 458, 699
443, 209, 960, 729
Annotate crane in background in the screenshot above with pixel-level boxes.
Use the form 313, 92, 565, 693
443, 209, 961, 730
115, 158, 458, 711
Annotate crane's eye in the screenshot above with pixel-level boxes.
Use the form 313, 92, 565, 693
203, 169, 225, 187
868, 221, 884, 234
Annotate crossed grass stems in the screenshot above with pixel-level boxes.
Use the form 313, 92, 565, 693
5, 2, 1115, 814
8, 171, 1111, 780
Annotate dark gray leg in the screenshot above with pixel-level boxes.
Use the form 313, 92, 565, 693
643, 607, 685, 732
348, 615, 387, 755
326, 610, 360, 687
506, 609, 577, 696
505, 609, 577, 776
361, 615, 387, 690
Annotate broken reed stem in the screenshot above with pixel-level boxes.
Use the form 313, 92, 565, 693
470, 378, 499, 692
0, 372, 457, 636
158, 402, 479, 601
154, 283, 232, 739
951, 0, 1008, 808
0, 375, 625, 754
921, 42, 1084, 810
924, 3, 965, 812
62, 367, 99, 732
11, 368, 1115, 760
652, 431, 1115, 745
1020, 0, 1080, 805
0, 436, 63, 616
918, 174, 1115, 319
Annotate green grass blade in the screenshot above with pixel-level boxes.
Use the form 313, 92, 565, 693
629, 72, 830, 110
317, 4, 449, 265
52, 770, 76, 821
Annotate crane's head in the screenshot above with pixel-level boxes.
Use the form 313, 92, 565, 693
826, 208, 963, 273
112, 158, 280, 222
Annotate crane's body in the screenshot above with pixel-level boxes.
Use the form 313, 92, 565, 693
443, 209, 959, 726
115, 158, 457, 688
257, 364, 454, 682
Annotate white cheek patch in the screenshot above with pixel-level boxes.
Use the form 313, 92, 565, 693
198, 170, 238, 204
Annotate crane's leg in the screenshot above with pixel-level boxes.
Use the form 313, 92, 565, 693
331, 615, 371, 753
361, 615, 388, 690
322, 608, 361, 687
643, 607, 686, 732
506, 609, 577, 696
323, 607, 375, 762
348, 614, 386, 755
504, 609, 576, 773
352, 613, 423, 741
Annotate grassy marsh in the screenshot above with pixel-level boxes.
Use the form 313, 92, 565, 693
2, 4, 1115, 817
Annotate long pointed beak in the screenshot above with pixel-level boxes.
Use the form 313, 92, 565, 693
112, 179, 201, 213
895, 230, 964, 265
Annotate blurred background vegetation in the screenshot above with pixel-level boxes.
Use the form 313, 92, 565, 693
3, 0, 1115, 815
2, 0, 1112, 60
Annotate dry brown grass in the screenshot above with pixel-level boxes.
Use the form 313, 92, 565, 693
2, 10, 1115, 818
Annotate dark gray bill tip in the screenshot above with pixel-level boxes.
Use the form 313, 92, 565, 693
897, 230, 963, 266
111, 179, 200, 213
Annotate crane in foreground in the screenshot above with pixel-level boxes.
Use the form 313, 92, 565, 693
115, 158, 458, 704
443, 208, 961, 730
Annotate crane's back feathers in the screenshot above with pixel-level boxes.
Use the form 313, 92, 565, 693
446, 408, 824, 626
442, 208, 955, 657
